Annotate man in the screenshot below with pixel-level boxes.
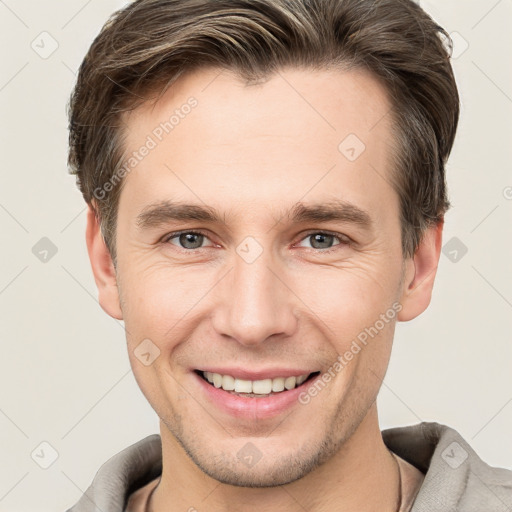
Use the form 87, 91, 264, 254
65, 0, 512, 511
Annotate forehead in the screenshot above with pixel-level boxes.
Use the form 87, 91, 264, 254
118, 66, 398, 228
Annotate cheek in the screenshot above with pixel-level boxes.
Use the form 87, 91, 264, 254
292, 262, 399, 327
120, 262, 215, 345
288, 267, 400, 383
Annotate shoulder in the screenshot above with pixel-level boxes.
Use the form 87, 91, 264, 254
382, 422, 512, 511
65, 434, 162, 512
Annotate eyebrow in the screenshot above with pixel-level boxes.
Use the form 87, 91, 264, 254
135, 199, 373, 231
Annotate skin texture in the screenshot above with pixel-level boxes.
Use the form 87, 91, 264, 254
86, 66, 443, 511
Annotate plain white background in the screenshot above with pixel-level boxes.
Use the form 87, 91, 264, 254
0, 0, 511, 510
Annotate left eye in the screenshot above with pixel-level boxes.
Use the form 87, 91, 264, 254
297, 232, 347, 250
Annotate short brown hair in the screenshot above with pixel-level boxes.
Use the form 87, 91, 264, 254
67, 0, 459, 265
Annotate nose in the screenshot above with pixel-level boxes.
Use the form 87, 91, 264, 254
211, 244, 298, 346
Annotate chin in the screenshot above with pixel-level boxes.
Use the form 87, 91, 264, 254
177, 430, 340, 488
193, 455, 314, 488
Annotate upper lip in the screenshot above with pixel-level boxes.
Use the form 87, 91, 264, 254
195, 367, 318, 380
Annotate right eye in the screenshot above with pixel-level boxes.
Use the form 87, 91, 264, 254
162, 230, 216, 250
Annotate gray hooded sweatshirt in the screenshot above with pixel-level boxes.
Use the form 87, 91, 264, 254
66, 422, 512, 512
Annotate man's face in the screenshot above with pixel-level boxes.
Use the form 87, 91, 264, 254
111, 66, 410, 486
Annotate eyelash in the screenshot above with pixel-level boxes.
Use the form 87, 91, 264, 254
161, 229, 352, 254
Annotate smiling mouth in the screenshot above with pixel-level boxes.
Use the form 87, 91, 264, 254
194, 369, 321, 397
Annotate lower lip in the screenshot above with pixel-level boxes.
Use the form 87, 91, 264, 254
194, 371, 319, 419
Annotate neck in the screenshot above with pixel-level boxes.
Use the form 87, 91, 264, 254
150, 405, 400, 512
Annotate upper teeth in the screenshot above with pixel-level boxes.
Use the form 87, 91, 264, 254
203, 371, 310, 394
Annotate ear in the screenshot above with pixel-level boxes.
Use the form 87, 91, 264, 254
397, 219, 444, 322
85, 203, 123, 320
